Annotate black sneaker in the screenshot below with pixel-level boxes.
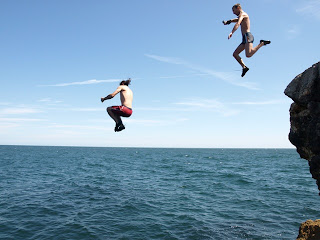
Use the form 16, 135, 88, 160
117, 124, 125, 132
241, 67, 249, 77
260, 40, 271, 45
114, 122, 123, 132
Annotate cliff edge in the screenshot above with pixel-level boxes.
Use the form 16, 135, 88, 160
284, 61, 320, 194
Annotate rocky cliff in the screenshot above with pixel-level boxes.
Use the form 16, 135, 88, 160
285, 62, 320, 240
284, 61, 320, 194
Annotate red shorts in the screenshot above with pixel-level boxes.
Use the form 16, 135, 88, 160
110, 105, 132, 117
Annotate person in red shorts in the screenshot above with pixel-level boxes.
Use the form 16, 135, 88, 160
101, 78, 133, 132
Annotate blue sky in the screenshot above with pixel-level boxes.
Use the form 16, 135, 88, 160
1, 0, 319, 148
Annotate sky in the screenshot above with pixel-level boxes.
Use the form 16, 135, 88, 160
0, 0, 320, 148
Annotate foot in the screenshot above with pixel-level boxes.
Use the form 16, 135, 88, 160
241, 67, 249, 77
114, 122, 123, 132
117, 124, 125, 132
260, 40, 271, 46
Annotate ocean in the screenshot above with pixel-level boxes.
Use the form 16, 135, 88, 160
0, 146, 318, 240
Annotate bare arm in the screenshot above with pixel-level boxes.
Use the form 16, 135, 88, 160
228, 14, 244, 39
222, 18, 238, 25
101, 86, 122, 103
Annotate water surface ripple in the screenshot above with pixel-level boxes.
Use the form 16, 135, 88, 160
0, 146, 318, 239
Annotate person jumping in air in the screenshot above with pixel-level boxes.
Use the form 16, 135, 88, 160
223, 3, 271, 77
101, 78, 133, 132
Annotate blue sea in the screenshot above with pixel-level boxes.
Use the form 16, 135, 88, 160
0, 146, 318, 240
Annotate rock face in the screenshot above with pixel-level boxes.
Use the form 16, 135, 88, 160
284, 61, 320, 194
297, 219, 320, 240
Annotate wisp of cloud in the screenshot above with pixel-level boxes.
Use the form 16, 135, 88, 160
145, 54, 260, 90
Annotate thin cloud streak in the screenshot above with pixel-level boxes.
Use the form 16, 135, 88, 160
87, 118, 189, 126
145, 54, 186, 65
49, 124, 110, 131
145, 54, 260, 90
174, 99, 224, 109
232, 100, 287, 105
39, 79, 121, 87
0, 118, 47, 122
134, 107, 194, 112
0, 108, 42, 115
173, 98, 240, 116
296, 0, 320, 20
69, 108, 102, 112
38, 98, 63, 104
135, 103, 239, 116
126, 118, 189, 126
0, 123, 20, 130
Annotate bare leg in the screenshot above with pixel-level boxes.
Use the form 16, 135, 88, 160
233, 44, 246, 68
107, 107, 126, 132
107, 107, 122, 124
233, 44, 250, 77
245, 42, 264, 58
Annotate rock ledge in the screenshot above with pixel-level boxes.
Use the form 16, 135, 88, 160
284, 61, 320, 193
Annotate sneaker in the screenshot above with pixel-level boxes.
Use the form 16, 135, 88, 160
260, 40, 271, 45
241, 67, 249, 77
117, 124, 125, 132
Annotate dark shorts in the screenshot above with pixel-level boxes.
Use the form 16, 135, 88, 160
110, 105, 132, 117
241, 32, 254, 44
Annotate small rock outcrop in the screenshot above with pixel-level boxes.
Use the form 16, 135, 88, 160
284, 61, 320, 194
297, 219, 320, 240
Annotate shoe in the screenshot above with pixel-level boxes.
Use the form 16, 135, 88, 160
241, 67, 249, 77
117, 124, 125, 132
114, 122, 123, 132
260, 40, 271, 45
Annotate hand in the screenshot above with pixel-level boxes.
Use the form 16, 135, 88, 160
101, 97, 105, 103
222, 20, 231, 25
228, 32, 233, 39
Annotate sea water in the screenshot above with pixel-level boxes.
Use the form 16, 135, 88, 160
0, 146, 318, 240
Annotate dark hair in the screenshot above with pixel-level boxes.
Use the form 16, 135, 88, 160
233, 3, 241, 9
120, 78, 131, 86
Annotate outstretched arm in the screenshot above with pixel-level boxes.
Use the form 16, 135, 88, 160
228, 15, 244, 39
101, 86, 122, 103
222, 18, 238, 25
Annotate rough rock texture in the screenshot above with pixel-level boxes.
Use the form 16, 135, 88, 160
297, 219, 320, 240
284, 61, 320, 193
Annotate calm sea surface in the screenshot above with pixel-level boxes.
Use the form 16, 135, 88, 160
0, 146, 318, 240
